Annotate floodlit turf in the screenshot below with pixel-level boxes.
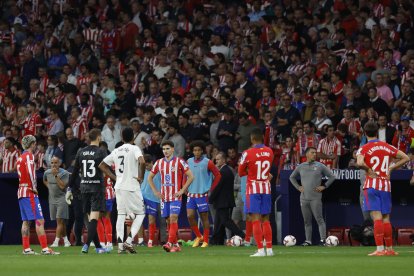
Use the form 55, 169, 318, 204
1, 245, 414, 276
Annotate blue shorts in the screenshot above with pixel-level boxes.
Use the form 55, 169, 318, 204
144, 199, 159, 216
363, 188, 392, 214
161, 200, 181, 218
19, 197, 44, 221
187, 196, 209, 213
106, 199, 114, 212
245, 194, 272, 215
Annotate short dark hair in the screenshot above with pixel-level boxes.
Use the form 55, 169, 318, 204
250, 128, 263, 142
89, 128, 101, 141
122, 127, 134, 142
161, 140, 174, 148
364, 121, 378, 138
190, 140, 205, 152
305, 147, 316, 154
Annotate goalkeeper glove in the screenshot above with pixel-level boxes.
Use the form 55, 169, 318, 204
65, 188, 73, 205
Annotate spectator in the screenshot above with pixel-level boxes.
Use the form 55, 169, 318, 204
62, 128, 83, 170
162, 120, 185, 158
236, 112, 256, 153
47, 108, 64, 136
101, 115, 121, 152
71, 106, 88, 141
0, 137, 20, 173
217, 109, 237, 152
44, 135, 63, 169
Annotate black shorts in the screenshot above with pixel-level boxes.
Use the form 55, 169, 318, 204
82, 192, 105, 214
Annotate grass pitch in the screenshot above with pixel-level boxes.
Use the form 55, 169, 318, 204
1, 245, 413, 276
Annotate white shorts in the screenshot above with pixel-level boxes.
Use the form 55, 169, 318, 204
115, 189, 145, 215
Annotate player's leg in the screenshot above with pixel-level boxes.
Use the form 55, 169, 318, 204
103, 199, 114, 249
199, 212, 210, 247
187, 197, 203, 246
381, 191, 396, 255
21, 220, 32, 254
124, 191, 145, 252
84, 192, 105, 253
97, 218, 106, 247
115, 190, 127, 253
73, 195, 84, 246
58, 202, 71, 247
364, 188, 386, 256
50, 204, 60, 247
310, 199, 326, 245
148, 214, 157, 247
244, 214, 253, 246
260, 194, 273, 255
300, 199, 313, 245
31, 197, 58, 254
359, 170, 371, 221
168, 205, 180, 252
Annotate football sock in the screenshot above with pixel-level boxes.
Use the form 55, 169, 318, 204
374, 220, 385, 251
262, 221, 273, 248
116, 214, 126, 244
38, 234, 48, 249
203, 228, 209, 244
191, 225, 202, 238
22, 236, 30, 250
245, 220, 253, 243
63, 236, 69, 243
53, 237, 59, 244
126, 214, 145, 245
252, 220, 264, 249
103, 217, 113, 244
87, 219, 101, 248
168, 222, 178, 244
149, 224, 156, 242
97, 219, 105, 244
383, 222, 393, 248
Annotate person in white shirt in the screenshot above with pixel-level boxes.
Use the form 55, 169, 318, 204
99, 127, 146, 254
131, 119, 150, 150
101, 116, 121, 151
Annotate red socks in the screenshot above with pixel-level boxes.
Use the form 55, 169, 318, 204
22, 236, 30, 250
262, 221, 272, 248
245, 220, 252, 243
383, 222, 393, 247
203, 228, 209, 244
374, 220, 384, 247
38, 234, 48, 249
168, 223, 178, 244
103, 217, 112, 243
97, 219, 105, 244
191, 225, 202, 238
252, 220, 264, 249
149, 224, 156, 241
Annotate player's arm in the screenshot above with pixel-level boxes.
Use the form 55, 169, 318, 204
388, 150, 410, 176
208, 160, 222, 191
56, 172, 69, 190
237, 152, 248, 177
289, 165, 304, 192
137, 155, 145, 183
148, 171, 162, 199
43, 173, 48, 188
175, 168, 194, 198
316, 165, 336, 192
99, 161, 116, 182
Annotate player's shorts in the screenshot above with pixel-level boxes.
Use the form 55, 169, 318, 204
106, 199, 114, 212
144, 199, 159, 216
19, 197, 44, 221
116, 189, 145, 215
187, 196, 209, 213
245, 194, 272, 215
82, 192, 106, 214
49, 201, 69, 220
161, 200, 181, 218
363, 188, 392, 214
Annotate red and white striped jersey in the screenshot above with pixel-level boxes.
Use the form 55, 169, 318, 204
104, 175, 115, 200
317, 136, 342, 168
151, 157, 190, 202
2, 148, 20, 173
16, 151, 38, 199
331, 81, 344, 96
0, 30, 15, 47
238, 144, 274, 195
34, 150, 45, 170
23, 113, 43, 136
76, 74, 92, 87
339, 118, 361, 135
72, 116, 88, 140
165, 33, 174, 48
39, 76, 49, 93
286, 63, 307, 75
30, 89, 42, 100
356, 140, 398, 192
143, 56, 157, 70
80, 105, 93, 121
76, 94, 94, 106
83, 28, 102, 51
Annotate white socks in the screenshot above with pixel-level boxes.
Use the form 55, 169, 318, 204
116, 214, 126, 245
126, 214, 145, 244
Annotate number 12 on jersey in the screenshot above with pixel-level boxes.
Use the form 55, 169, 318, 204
255, 160, 270, 180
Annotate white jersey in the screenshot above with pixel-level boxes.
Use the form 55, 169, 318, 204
103, 143, 143, 191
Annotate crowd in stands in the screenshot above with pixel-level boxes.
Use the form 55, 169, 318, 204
1, 0, 414, 177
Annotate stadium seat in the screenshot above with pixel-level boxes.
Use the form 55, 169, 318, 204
344, 228, 361, 246
328, 228, 345, 245
396, 228, 414, 245
177, 228, 192, 241
30, 229, 55, 245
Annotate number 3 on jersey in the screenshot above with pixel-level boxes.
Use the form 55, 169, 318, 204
82, 160, 96, 177
370, 156, 389, 173
255, 160, 270, 180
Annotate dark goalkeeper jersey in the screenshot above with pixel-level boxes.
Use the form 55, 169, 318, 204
69, 145, 107, 193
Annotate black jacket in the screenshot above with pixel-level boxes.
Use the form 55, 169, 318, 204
380, 126, 396, 145
209, 165, 235, 209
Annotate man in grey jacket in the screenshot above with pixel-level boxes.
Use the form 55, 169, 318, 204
289, 147, 336, 246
